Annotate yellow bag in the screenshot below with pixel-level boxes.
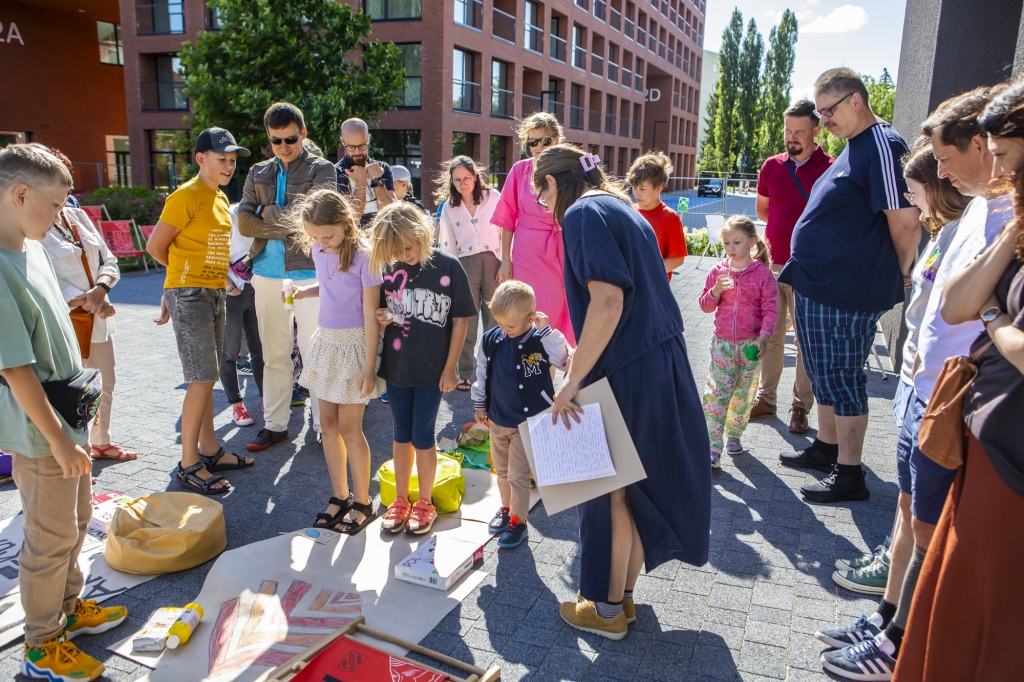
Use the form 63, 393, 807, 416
377, 456, 465, 513
104, 492, 227, 575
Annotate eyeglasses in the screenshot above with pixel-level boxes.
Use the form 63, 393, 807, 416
904, 187, 924, 206
814, 92, 853, 119
344, 143, 369, 152
526, 136, 554, 148
269, 135, 300, 146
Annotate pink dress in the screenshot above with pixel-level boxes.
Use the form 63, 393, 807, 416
491, 158, 575, 346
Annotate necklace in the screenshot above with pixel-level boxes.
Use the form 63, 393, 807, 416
51, 211, 81, 248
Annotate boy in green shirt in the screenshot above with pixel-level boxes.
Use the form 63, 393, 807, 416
0, 145, 127, 681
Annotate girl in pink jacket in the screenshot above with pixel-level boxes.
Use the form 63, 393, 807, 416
699, 216, 778, 468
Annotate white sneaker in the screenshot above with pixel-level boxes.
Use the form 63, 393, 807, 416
711, 452, 722, 469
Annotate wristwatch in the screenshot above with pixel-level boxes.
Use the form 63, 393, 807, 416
980, 306, 1002, 324
369, 177, 384, 188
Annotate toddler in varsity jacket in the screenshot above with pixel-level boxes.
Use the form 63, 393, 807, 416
472, 281, 571, 549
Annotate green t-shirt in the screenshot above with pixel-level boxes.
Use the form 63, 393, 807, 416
0, 240, 88, 457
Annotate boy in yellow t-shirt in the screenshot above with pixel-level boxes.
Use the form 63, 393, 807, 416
146, 127, 256, 495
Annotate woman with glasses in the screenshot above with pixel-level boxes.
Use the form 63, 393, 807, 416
491, 112, 576, 346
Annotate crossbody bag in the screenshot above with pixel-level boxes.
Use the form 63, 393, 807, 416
59, 210, 96, 359
784, 160, 810, 201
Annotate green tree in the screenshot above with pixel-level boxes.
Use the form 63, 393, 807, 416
178, 0, 405, 168
815, 69, 898, 158
755, 9, 798, 166
736, 17, 764, 173
700, 9, 744, 173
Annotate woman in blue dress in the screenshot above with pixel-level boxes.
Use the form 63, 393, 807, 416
535, 144, 711, 640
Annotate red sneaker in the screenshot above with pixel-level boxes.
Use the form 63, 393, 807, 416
405, 499, 437, 535
232, 404, 254, 427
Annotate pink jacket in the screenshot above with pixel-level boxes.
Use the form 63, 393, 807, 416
699, 259, 779, 343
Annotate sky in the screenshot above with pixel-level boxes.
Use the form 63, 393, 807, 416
703, 1, 907, 102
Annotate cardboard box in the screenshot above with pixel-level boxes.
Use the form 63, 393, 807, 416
90, 491, 133, 535
395, 535, 484, 591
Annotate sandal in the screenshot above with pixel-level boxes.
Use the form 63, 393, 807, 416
313, 494, 352, 529
176, 462, 230, 496
337, 500, 377, 536
199, 447, 254, 473
456, 380, 472, 392
91, 444, 138, 461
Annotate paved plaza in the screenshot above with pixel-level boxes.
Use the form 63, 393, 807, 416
0, 257, 900, 681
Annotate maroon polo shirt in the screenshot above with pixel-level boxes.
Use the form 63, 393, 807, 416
757, 145, 834, 264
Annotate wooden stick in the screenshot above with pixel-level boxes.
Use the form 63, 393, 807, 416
343, 634, 473, 682
261, 617, 364, 682
355, 623, 487, 676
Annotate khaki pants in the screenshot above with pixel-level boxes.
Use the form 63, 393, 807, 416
759, 264, 814, 411
253, 275, 321, 433
11, 453, 91, 647
84, 339, 116, 447
458, 252, 500, 381
489, 422, 532, 520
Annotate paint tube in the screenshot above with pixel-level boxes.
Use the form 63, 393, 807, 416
165, 603, 204, 649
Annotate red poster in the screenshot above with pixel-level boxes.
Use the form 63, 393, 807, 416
289, 636, 449, 682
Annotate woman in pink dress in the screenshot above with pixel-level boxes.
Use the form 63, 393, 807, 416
492, 112, 575, 346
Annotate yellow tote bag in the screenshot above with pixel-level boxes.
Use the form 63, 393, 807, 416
377, 456, 465, 513
104, 492, 227, 575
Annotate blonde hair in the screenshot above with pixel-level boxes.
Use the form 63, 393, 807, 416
368, 201, 436, 277
721, 215, 771, 266
0, 144, 73, 194
490, 280, 536, 320
292, 189, 362, 271
532, 144, 630, 223
627, 151, 673, 189
516, 112, 563, 153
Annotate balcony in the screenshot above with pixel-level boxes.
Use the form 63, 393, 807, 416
492, 87, 514, 117
550, 34, 567, 62
575, 0, 589, 11
636, 27, 645, 45
632, 118, 641, 138
573, 45, 587, 70
570, 105, 584, 130
648, 33, 656, 52
593, 0, 606, 22
522, 93, 542, 115
621, 67, 631, 88
676, 52, 682, 69
547, 100, 565, 123
607, 61, 619, 82
455, 0, 483, 29
453, 80, 481, 113
658, 41, 666, 59
136, 2, 184, 35
624, 18, 634, 40
670, 8, 676, 24
605, 112, 616, 134
619, 116, 629, 136
668, 47, 674, 64
634, 72, 643, 91
588, 108, 602, 132
493, 8, 516, 44
141, 82, 187, 111
591, 54, 604, 78
525, 24, 544, 53
610, 8, 621, 31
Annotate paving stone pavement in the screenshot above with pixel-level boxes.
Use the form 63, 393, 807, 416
0, 257, 899, 681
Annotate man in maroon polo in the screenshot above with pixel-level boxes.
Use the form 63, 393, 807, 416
749, 100, 834, 433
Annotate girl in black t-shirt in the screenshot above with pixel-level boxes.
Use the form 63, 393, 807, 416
369, 203, 476, 536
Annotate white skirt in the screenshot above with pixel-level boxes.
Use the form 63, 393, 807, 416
299, 327, 385, 405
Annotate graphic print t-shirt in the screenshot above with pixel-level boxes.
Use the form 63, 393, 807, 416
159, 176, 232, 289
378, 250, 476, 387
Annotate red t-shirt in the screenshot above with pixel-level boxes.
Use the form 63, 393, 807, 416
757, 145, 834, 264
639, 202, 688, 280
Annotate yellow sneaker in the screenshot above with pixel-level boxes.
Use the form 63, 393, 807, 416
22, 633, 104, 681
623, 597, 636, 624
560, 598, 628, 640
64, 599, 127, 639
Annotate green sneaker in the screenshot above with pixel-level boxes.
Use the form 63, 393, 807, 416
835, 538, 890, 571
832, 551, 890, 595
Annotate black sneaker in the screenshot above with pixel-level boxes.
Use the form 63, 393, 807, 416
820, 637, 895, 680
246, 429, 288, 452
816, 615, 883, 649
488, 507, 510, 534
780, 444, 838, 472
801, 465, 870, 503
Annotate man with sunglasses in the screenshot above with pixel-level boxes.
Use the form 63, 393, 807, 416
335, 118, 396, 226
776, 68, 921, 503
237, 102, 337, 451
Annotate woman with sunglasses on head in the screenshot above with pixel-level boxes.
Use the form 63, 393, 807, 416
491, 112, 576, 345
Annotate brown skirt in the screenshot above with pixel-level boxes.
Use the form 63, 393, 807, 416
893, 434, 1024, 682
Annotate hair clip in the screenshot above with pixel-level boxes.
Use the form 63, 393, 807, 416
580, 153, 602, 172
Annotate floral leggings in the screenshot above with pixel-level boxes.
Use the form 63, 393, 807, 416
702, 336, 761, 456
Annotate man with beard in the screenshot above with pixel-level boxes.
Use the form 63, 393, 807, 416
748, 100, 833, 434
335, 118, 396, 225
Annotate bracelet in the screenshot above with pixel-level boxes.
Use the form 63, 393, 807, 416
96, 282, 111, 293
445, 365, 456, 372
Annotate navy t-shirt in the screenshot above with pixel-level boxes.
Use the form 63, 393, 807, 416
778, 122, 912, 312
562, 193, 683, 379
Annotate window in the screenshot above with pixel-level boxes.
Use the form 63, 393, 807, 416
524, 1, 543, 53
570, 84, 584, 130
452, 131, 478, 157
490, 135, 510, 187
550, 16, 566, 62
632, 102, 642, 138
97, 21, 123, 65
491, 60, 512, 117
149, 130, 188, 190
155, 55, 187, 110
136, 1, 184, 35
374, 130, 423, 196
453, 49, 480, 113
455, 0, 482, 28
572, 25, 587, 70
395, 44, 422, 108
366, 0, 422, 21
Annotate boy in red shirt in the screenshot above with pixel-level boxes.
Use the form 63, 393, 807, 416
628, 151, 688, 280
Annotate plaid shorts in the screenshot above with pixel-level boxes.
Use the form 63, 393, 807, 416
793, 293, 883, 417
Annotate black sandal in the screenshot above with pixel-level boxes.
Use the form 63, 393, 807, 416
176, 462, 231, 496
200, 447, 254, 473
337, 501, 377, 536
456, 380, 472, 392
313, 494, 352, 529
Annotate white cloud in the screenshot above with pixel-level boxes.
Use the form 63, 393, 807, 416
802, 4, 869, 34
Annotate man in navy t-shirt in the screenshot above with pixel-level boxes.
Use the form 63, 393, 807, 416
777, 68, 921, 504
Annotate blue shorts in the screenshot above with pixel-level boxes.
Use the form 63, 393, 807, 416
894, 394, 958, 525
793, 294, 883, 417
386, 382, 443, 450
892, 377, 914, 431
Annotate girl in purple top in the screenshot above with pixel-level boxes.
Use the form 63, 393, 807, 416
292, 189, 385, 536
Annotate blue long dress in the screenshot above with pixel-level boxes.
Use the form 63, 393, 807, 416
561, 193, 711, 602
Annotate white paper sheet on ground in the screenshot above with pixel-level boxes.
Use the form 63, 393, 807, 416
0, 512, 158, 648
455, 468, 540, 524
527, 403, 616, 486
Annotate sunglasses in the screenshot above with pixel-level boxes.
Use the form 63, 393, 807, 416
526, 136, 554, 148
269, 135, 300, 146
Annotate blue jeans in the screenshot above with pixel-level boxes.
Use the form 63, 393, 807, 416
386, 382, 442, 450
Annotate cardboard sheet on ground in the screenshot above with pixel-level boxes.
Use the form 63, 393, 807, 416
519, 378, 647, 515
0, 512, 157, 647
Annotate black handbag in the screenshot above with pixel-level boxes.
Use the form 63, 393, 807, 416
1, 368, 102, 431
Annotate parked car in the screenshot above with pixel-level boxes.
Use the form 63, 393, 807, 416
697, 179, 723, 197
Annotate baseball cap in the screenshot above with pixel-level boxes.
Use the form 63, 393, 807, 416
194, 127, 250, 156
391, 165, 412, 182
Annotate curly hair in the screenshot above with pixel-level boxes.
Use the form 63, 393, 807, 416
432, 155, 491, 208
979, 77, 1024, 259
627, 151, 673, 189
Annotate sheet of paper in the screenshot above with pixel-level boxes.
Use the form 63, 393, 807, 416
527, 404, 616, 487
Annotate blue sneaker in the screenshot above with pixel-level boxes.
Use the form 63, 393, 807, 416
820, 636, 896, 681
291, 389, 307, 407
236, 361, 253, 376
380, 392, 389, 404
497, 519, 528, 548
488, 507, 510, 534
816, 614, 883, 649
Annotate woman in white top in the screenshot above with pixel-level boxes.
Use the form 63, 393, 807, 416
435, 156, 503, 390
43, 192, 135, 461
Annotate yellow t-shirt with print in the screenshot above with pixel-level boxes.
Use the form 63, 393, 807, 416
159, 176, 232, 289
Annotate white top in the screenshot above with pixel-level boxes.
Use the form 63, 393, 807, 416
228, 204, 254, 290
41, 207, 120, 344
899, 217, 961, 384
913, 195, 1012, 400
438, 189, 503, 261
